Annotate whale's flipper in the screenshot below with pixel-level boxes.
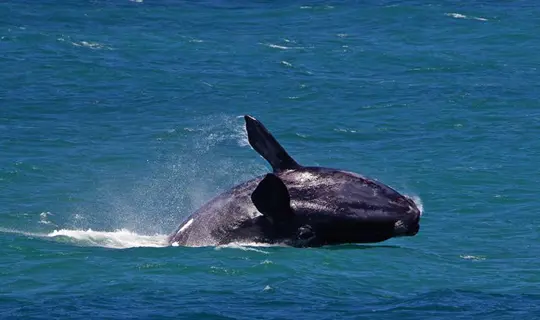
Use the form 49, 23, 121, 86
244, 115, 300, 171
251, 173, 294, 221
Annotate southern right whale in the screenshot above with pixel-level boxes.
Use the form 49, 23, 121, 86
168, 115, 421, 247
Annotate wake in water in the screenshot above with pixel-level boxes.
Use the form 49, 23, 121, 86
0, 227, 169, 249
48, 229, 169, 249
0, 227, 286, 252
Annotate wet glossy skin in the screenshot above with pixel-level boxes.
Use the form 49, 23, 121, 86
168, 167, 421, 247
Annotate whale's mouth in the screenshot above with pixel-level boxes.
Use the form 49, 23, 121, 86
406, 222, 420, 236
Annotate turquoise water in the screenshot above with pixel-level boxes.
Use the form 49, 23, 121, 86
2, 1, 539, 318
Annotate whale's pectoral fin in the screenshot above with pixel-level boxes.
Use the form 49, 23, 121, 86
251, 173, 294, 221
244, 115, 300, 172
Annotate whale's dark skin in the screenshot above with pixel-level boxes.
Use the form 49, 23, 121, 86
168, 115, 421, 247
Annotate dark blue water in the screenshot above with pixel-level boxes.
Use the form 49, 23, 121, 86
2, 1, 539, 319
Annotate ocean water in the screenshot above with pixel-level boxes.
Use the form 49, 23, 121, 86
1, 1, 539, 319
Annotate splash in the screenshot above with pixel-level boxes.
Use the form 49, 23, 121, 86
47, 229, 169, 249
0, 227, 287, 251
181, 114, 250, 149
64, 113, 263, 240
39, 212, 56, 226
2, 114, 266, 250
215, 242, 285, 254
409, 195, 424, 216
1, 227, 167, 249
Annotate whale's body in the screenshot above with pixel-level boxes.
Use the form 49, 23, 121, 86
168, 116, 421, 247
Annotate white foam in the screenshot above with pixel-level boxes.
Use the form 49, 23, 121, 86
299, 5, 333, 9
48, 229, 169, 249
0, 227, 291, 251
215, 241, 286, 253
39, 211, 56, 225
334, 128, 357, 133
448, 12, 467, 19
460, 255, 486, 261
266, 43, 289, 50
71, 41, 112, 50
261, 43, 306, 50
446, 13, 488, 21
281, 61, 293, 67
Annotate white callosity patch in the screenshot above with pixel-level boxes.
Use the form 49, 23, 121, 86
294, 171, 319, 183
282, 171, 339, 189
394, 220, 406, 234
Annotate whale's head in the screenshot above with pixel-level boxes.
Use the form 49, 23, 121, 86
391, 195, 422, 237
251, 169, 422, 247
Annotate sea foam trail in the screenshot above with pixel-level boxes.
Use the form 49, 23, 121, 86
0, 228, 169, 249
47, 229, 169, 249
0, 227, 281, 251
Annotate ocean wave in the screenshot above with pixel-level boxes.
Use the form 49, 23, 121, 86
71, 41, 112, 50
445, 12, 488, 22
260, 43, 306, 50
57, 37, 112, 50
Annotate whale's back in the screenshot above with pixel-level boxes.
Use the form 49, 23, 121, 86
168, 176, 264, 246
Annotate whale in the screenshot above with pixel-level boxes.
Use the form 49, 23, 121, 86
168, 115, 421, 247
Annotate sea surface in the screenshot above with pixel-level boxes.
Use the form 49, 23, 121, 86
1, 1, 539, 319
